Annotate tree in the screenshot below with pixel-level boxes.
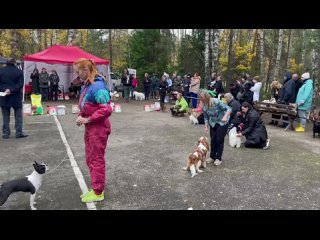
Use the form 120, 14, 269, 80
259, 29, 265, 82
226, 29, 234, 88
211, 29, 220, 74
204, 29, 210, 81
273, 29, 284, 81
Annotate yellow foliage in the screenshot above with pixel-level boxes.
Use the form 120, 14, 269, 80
112, 59, 127, 74
289, 58, 303, 74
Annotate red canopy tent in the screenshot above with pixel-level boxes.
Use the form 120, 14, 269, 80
23, 45, 109, 101
24, 45, 109, 64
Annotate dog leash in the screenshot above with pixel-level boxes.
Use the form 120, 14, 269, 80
46, 125, 82, 175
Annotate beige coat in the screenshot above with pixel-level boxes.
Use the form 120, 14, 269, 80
190, 76, 201, 94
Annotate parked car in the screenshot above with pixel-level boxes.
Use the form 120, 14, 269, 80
110, 72, 123, 92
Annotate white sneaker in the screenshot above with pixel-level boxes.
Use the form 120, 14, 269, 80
263, 139, 270, 150
206, 158, 215, 163
214, 159, 222, 166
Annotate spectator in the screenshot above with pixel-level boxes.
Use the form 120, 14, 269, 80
295, 72, 314, 132
130, 74, 137, 100
224, 92, 241, 126
182, 73, 191, 105
190, 72, 201, 108
39, 68, 49, 101
158, 75, 168, 112
49, 70, 60, 101
0, 58, 28, 139
292, 74, 302, 103
143, 73, 151, 100
269, 81, 282, 125
30, 68, 40, 94
69, 76, 83, 98
213, 75, 224, 98
121, 68, 132, 103
170, 91, 189, 117
250, 76, 262, 102
237, 102, 270, 149
150, 73, 159, 99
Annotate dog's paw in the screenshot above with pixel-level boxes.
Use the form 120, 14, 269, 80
31, 206, 37, 210
197, 169, 204, 173
183, 167, 188, 171
33, 201, 37, 205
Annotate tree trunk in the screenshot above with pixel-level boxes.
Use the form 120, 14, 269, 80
251, 29, 259, 54
44, 29, 48, 49
286, 29, 292, 71
204, 29, 210, 81
273, 29, 284, 81
311, 49, 318, 102
37, 29, 42, 51
259, 29, 265, 82
10, 30, 18, 59
109, 29, 113, 71
226, 29, 234, 89
211, 29, 220, 74
301, 29, 306, 68
67, 29, 75, 46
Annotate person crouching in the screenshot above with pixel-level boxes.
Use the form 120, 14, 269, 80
170, 91, 189, 117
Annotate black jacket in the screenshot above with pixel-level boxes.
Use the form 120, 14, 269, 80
0, 65, 24, 108
279, 78, 295, 104
241, 109, 268, 146
228, 99, 241, 124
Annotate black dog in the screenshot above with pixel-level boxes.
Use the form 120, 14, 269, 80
0, 161, 48, 210
313, 111, 320, 138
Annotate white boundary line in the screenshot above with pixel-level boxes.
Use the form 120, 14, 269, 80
53, 115, 96, 210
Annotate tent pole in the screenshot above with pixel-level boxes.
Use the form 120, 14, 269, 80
23, 61, 27, 102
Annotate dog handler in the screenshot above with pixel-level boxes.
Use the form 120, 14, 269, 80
74, 58, 112, 203
198, 89, 231, 166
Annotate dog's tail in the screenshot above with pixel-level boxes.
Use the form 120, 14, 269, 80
0, 185, 11, 206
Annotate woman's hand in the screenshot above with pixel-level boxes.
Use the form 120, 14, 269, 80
222, 116, 228, 123
205, 125, 209, 134
76, 116, 90, 125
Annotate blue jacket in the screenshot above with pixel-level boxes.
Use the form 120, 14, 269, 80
295, 79, 313, 111
202, 98, 231, 128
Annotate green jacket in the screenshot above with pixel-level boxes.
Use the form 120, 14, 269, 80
175, 97, 189, 112
295, 79, 313, 111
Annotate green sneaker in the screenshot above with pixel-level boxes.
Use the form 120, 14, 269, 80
81, 191, 104, 203
80, 189, 93, 199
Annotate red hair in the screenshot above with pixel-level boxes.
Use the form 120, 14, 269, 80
73, 58, 98, 84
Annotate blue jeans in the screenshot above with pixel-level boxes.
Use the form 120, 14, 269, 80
297, 109, 309, 128
1, 107, 23, 137
123, 86, 130, 101
130, 86, 136, 99
191, 92, 198, 108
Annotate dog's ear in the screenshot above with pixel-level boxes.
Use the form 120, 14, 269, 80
34, 161, 39, 165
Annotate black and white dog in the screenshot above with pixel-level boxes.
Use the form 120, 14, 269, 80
0, 161, 48, 210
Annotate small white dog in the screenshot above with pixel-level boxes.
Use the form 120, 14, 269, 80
133, 91, 145, 101
188, 112, 199, 125
228, 124, 244, 148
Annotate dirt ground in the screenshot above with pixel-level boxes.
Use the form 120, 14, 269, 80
0, 98, 320, 210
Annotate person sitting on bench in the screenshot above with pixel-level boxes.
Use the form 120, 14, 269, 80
170, 91, 189, 117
